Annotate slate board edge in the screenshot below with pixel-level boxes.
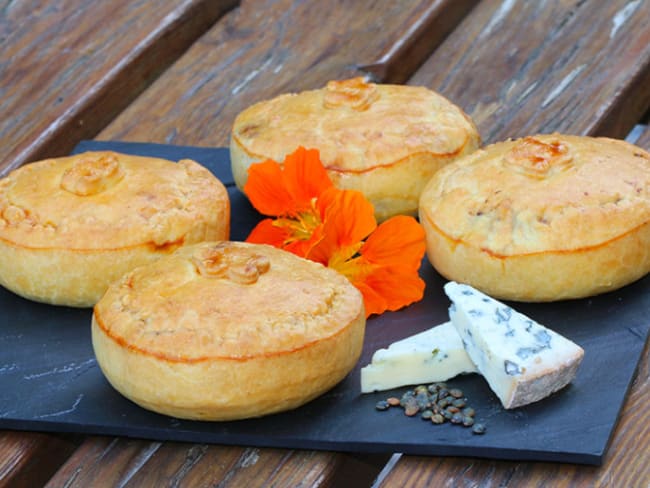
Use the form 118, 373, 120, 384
0, 417, 602, 465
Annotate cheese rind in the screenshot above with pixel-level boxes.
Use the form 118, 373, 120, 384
445, 281, 584, 409
360, 321, 476, 393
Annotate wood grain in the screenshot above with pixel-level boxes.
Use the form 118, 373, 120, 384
99, 0, 471, 147
408, 0, 650, 144
43, 437, 164, 487
636, 124, 650, 151
44, 437, 389, 488
359, 0, 479, 84
0, 0, 238, 177
0, 431, 78, 488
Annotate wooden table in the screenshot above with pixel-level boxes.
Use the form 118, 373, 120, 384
1, 1, 649, 486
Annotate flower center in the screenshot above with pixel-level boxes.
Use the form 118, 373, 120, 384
328, 243, 375, 283
273, 199, 322, 245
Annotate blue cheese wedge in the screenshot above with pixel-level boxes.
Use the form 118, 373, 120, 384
360, 321, 477, 393
444, 281, 584, 409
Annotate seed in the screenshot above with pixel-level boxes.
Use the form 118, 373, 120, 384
403, 397, 420, 416
375, 400, 390, 411
404, 405, 419, 416
386, 397, 401, 407
414, 385, 428, 395
451, 413, 464, 424
462, 407, 475, 417
437, 398, 450, 409
462, 416, 475, 427
400, 391, 414, 407
431, 413, 445, 424
452, 398, 466, 408
416, 392, 431, 409
449, 388, 464, 399
472, 423, 487, 435
372, 382, 486, 435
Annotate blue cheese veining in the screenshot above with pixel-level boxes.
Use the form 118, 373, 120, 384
444, 281, 584, 409
360, 321, 476, 393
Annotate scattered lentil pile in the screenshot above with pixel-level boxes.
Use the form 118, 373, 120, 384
375, 382, 486, 435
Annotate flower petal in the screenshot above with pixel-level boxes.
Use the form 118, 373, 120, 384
359, 265, 425, 316
246, 218, 290, 247
244, 160, 295, 216
308, 188, 376, 265
353, 279, 388, 317
353, 216, 426, 316
282, 147, 334, 206
360, 216, 426, 271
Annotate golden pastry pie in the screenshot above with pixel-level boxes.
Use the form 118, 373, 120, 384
231, 77, 480, 220
419, 134, 650, 301
92, 241, 365, 421
0, 151, 230, 306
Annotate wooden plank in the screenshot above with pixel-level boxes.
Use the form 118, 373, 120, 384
100, 0, 475, 147
44, 438, 389, 487
636, 124, 650, 150
359, 0, 479, 84
43, 437, 164, 487
0, 0, 238, 177
407, 0, 650, 143
0, 431, 78, 488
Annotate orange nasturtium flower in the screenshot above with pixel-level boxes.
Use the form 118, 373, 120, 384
244, 146, 333, 257
244, 146, 426, 317
308, 192, 426, 316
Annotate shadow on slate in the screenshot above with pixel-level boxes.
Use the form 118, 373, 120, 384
0, 140, 648, 465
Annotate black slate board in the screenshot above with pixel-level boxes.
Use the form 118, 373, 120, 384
1, 140, 648, 466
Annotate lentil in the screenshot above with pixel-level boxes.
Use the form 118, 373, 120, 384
416, 392, 431, 409
462, 407, 475, 417
452, 398, 466, 408
451, 413, 464, 424
462, 416, 475, 427
375, 400, 390, 411
472, 423, 487, 435
403, 397, 419, 416
373, 382, 487, 435
431, 413, 445, 424
386, 397, 401, 407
